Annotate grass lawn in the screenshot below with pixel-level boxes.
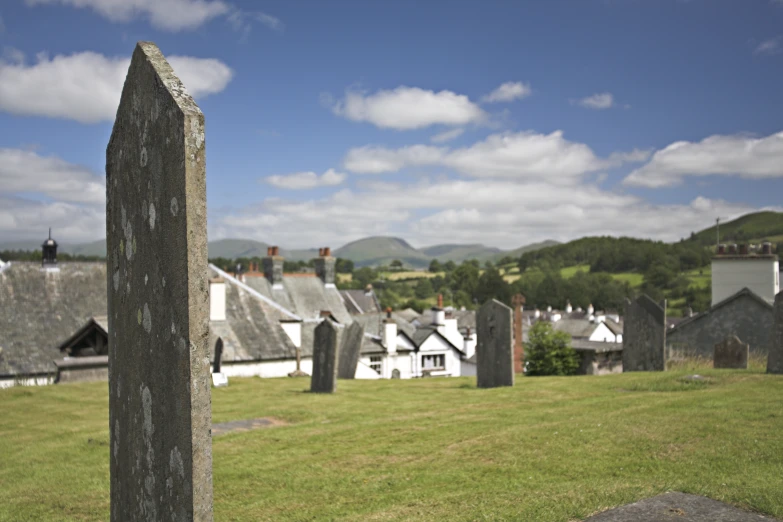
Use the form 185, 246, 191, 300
559, 264, 591, 278
684, 266, 711, 289
1, 366, 782, 521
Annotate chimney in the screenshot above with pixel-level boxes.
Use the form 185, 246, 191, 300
565, 300, 572, 313
546, 305, 552, 313
587, 303, 594, 315
728, 244, 738, 255
463, 326, 476, 358
320, 310, 332, 319
686, 306, 693, 318
717, 244, 726, 255
384, 310, 397, 355
365, 284, 373, 295
739, 243, 749, 256
432, 296, 446, 327
42, 228, 58, 268
534, 308, 540, 319
762, 242, 772, 255
262, 246, 284, 287
314, 246, 336, 286
209, 277, 226, 321
437, 294, 443, 309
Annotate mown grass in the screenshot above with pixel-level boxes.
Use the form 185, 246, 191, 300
1, 367, 782, 521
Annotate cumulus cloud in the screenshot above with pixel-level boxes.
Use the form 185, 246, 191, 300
0, 149, 105, 242
209, 175, 775, 249
265, 169, 347, 190
481, 81, 532, 103
430, 128, 464, 144
0, 148, 105, 204
329, 86, 487, 130
25, 0, 282, 33
573, 92, 615, 109
623, 131, 783, 187
343, 130, 647, 181
0, 50, 233, 123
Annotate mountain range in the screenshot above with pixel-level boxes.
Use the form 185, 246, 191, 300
3, 211, 782, 268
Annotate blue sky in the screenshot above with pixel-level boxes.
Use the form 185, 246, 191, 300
0, 0, 782, 249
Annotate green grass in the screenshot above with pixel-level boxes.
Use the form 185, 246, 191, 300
559, 264, 591, 278
1, 369, 782, 521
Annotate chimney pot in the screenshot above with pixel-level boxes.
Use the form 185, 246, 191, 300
762, 242, 772, 255
437, 294, 443, 309
728, 244, 737, 255
323, 247, 331, 257
267, 246, 274, 256
320, 310, 331, 318
739, 243, 749, 255
717, 244, 726, 255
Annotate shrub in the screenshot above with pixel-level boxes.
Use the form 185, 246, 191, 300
525, 321, 580, 376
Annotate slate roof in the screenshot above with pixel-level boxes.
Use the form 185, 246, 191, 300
414, 309, 476, 332
603, 319, 623, 335
395, 308, 420, 323
243, 274, 353, 324
570, 339, 623, 353
552, 318, 600, 339
0, 262, 107, 376
213, 268, 297, 362
339, 289, 381, 315
351, 312, 417, 339
668, 287, 773, 335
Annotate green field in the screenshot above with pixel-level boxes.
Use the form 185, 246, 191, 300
1, 367, 782, 521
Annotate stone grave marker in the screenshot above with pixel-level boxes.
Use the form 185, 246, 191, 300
714, 334, 749, 369
768, 291, 783, 374
623, 295, 666, 372
212, 337, 228, 387
106, 42, 213, 521
311, 319, 338, 393
337, 321, 364, 379
476, 299, 514, 388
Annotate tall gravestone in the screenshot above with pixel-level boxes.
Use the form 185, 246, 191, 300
106, 42, 213, 521
476, 299, 514, 388
311, 319, 339, 393
622, 295, 666, 372
714, 335, 748, 369
768, 291, 783, 374
337, 321, 365, 379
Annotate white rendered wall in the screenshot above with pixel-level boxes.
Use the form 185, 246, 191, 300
281, 322, 302, 348
711, 258, 780, 306
588, 322, 616, 343
209, 281, 226, 321
461, 360, 477, 377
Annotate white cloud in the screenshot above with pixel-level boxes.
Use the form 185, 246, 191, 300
430, 128, 465, 144
0, 50, 233, 123
344, 130, 647, 181
329, 86, 487, 130
0, 149, 105, 243
26, 0, 229, 31
265, 169, 347, 190
210, 174, 776, 249
623, 131, 783, 187
573, 92, 615, 110
754, 36, 782, 56
481, 82, 532, 103
0, 148, 105, 204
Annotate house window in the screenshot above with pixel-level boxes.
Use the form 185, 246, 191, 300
370, 356, 382, 374
422, 354, 445, 370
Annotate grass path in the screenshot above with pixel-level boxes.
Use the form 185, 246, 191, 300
1, 368, 781, 521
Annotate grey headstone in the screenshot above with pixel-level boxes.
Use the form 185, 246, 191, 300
714, 335, 748, 369
106, 42, 213, 522
311, 320, 338, 393
337, 321, 364, 379
623, 295, 666, 372
768, 291, 783, 374
476, 299, 514, 388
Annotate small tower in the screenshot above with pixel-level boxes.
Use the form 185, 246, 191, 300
42, 228, 58, 268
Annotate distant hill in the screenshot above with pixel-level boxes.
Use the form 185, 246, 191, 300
334, 237, 431, 268
420, 243, 504, 262
495, 240, 561, 261
686, 211, 783, 246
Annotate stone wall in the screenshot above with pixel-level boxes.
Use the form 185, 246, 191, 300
667, 291, 772, 358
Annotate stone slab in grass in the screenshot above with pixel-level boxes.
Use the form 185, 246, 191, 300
585, 492, 779, 521
212, 418, 286, 437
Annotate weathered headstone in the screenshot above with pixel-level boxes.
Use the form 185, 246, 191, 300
212, 338, 228, 387
106, 42, 213, 521
623, 295, 666, 372
337, 321, 364, 379
768, 291, 783, 374
512, 293, 526, 374
714, 335, 748, 369
476, 299, 514, 388
311, 319, 338, 393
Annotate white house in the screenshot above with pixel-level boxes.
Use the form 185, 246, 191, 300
711, 242, 779, 306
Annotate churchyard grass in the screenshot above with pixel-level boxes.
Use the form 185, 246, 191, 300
1, 369, 781, 521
